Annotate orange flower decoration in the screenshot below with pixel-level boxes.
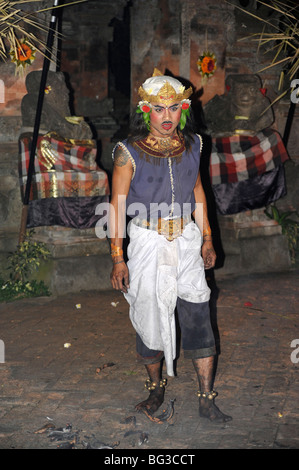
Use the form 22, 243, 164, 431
17, 43, 33, 62
10, 39, 36, 76
197, 51, 217, 82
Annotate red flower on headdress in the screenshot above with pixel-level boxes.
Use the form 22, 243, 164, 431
182, 102, 190, 110
141, 104, 151, 113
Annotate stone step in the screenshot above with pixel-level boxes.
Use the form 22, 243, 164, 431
0, 226, 113, 296
35, 252, 113, 296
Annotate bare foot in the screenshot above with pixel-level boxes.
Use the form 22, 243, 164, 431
199, 397, 232, 423
135, 387, 165, 415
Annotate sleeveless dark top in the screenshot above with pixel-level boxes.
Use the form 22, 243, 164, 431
113, 134, 203, 220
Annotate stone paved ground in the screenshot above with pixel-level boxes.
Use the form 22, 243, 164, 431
0, 269, 298, 450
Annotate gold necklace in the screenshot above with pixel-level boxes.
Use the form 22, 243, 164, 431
156, 136, 175, 156
135, 133, 185, 161
151, 135, 181, 157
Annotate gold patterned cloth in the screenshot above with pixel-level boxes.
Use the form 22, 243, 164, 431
133, 215, 192, 241
133, 133, 186, 161
18, 133, 110, 200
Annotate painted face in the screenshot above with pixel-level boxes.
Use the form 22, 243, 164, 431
149, 102, 182, 138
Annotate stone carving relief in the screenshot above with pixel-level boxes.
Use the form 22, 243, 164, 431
203, 74, 274, 137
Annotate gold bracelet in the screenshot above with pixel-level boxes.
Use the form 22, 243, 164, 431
202, 227, 212, 237
110, 243, 123, 258
111, 250, 123, 258
111, 243, 121, 251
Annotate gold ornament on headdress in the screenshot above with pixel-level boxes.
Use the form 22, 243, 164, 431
138, 69, 193, 106
152, 68, 163, 77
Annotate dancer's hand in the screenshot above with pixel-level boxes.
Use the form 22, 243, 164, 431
110, 261, 130, 293
202, 241, 216, 270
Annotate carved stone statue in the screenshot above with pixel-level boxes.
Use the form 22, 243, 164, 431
20, 71, 93, 140
203, 74, 274, 137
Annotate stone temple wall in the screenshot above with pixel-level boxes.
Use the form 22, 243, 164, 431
0, 0, 297, 293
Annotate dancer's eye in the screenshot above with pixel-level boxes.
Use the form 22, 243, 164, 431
153, 106, 164, 113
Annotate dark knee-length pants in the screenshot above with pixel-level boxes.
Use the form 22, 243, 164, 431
136, 298, 216, 364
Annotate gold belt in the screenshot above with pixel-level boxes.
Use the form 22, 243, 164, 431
134, 215, 191, 241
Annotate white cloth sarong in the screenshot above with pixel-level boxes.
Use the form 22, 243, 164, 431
124, 221, 210, 376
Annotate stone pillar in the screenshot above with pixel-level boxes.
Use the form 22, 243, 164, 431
0, 58, 41, 278
0, 143, 23, 279
179, 3, 191, 79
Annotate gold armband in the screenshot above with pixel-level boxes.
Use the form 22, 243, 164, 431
110, 243, 123, 258
202, 227, 212, 238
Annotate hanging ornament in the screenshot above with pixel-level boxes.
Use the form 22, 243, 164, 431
197, 51, 217, 84
10, 39, 36, 76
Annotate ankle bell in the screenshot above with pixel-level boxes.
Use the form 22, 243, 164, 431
145, 378, 167, 391
197, 390, 217, 400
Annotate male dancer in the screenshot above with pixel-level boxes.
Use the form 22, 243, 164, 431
109, 69, 231, 423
